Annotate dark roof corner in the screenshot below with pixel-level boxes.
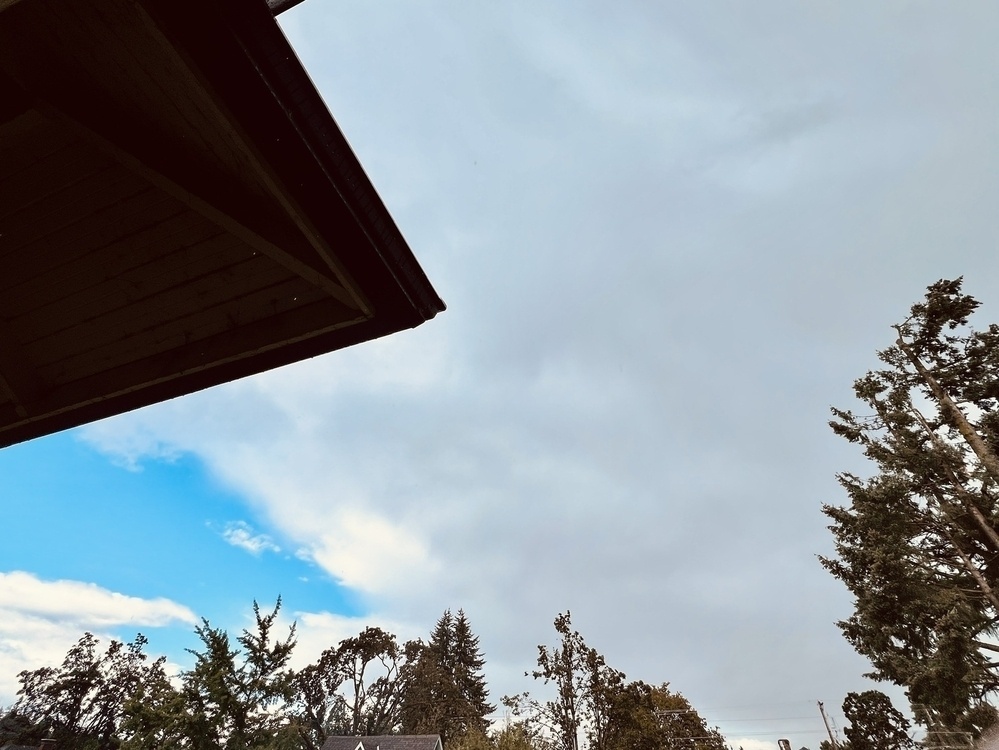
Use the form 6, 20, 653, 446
266, 0, 308, 15
0, 0, 444, 448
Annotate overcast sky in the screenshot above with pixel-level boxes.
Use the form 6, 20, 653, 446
3, 3, 999, 749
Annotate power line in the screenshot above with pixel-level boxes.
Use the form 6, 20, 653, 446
711, 716, 819, 722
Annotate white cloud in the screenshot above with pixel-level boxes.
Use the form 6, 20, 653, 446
0, 571, 196, 703
221, 521, 281, 556
305, 511, 438, 594
0, 571, 196, 628
82, 421, 183, 472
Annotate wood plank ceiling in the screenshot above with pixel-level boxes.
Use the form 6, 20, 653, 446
0, 0, 444, 448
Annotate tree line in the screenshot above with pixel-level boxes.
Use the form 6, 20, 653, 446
0, 606, 724, 750
823, 278, 999, 748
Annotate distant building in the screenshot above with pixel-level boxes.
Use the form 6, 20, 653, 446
321, 735, 444, 750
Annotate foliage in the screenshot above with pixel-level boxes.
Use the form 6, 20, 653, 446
117, 656, 189, 750
602, 680, 726, 750
451, 611, 494, 736
293, 625, 417, 749
824, 278, 999, 736
15, 632, 163, 750
0, 707, 45, 747
6, 604, 721, 750
492, 722, 544, 750
446, 727, 493, 750
505, 611, 623, 750
326, 626, 412, 736
507, 611, 724, 750
841, 690, 913, 750
180, 599, 298, 750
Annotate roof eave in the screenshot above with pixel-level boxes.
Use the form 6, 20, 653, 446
266, 0, 307, 15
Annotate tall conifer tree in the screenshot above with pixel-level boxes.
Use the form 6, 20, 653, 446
824, 278, 999, 739
452, 610, 493, 735
401, 609, 493, 744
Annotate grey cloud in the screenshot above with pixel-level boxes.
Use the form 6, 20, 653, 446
83, 3, 999, 746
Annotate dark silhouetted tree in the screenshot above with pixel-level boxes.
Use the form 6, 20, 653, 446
452, 610, 494, 735
824, 278, 999, 739
507, 612, 723, 750
603, 680, 726, 750
180, 599, 298, 750
293, 625, 416, 748
841, 691, 913, 750
117, 656, 189, 750
506, 611, 624, 750
15, 632, 161, 750
402, 610, 494, 745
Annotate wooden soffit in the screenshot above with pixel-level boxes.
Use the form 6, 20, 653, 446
0, 0, 444, 448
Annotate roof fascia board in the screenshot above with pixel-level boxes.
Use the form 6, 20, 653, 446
208, 0, 445, 321
0, 307, 409, 449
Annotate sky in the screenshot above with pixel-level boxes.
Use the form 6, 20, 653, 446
3, 2, 999, 749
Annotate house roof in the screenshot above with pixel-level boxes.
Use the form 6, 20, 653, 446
266, 0, 308, 14
0, 0, 444, 448
321, 736, 443, 750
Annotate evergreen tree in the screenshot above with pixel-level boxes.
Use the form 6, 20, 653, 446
841, 691, 913, 750
401, 612, 454, 739
9, 600, 303, 750
824, 278, 999, 738
452, 610, 494, 736
401, 610, 493, 745
180, 600, 298, 750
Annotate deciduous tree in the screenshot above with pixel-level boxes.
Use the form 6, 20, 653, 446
118, 657, 189, 750
604, 681, 726, 750
15, 632, 161, 749
507, 611, 624, 750
493, 723, 543, 750
508, 612, 723, 750
293, 625, 416, 748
